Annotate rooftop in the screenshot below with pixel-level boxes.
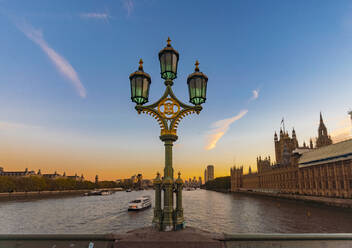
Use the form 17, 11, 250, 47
298, 139, 352, 168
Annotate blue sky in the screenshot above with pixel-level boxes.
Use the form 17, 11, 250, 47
0, 0, 352, 180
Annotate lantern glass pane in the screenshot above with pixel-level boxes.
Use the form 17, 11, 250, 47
130, 77, 136, 99
160, 54, 166, 74
166, 53, 172, 72
172, 54, 178, 73
142, 78, 149, 99
202, 79, 207, 98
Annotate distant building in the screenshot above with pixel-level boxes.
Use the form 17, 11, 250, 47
230, 113, 352, 198
95, 175, 99, 184
42, 171, 62, 179
66, 173, 82, 181
0, 167, 36, 177
205, 165, 214, 182
199, 176, 202, 186
204, 169, 207, 183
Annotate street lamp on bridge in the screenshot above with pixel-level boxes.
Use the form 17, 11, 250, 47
129, 38, 208, 231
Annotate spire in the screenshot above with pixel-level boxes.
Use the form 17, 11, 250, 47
292, 128, 296, 138
310, 138, 313, 149
320, 111, 323, 124
317, 112, 332, 148
274, 131, 278, 141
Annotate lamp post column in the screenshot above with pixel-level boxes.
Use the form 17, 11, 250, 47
174, 172, 185, 230
160, 134, 177, 231
152, 172, 162, 229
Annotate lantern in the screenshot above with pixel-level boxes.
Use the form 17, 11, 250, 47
129, 59, 151, 105
158, 37, 179, 80
187, 61, 208, 105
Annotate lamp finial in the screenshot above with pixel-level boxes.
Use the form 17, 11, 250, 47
195, 60, 200, 72
167, 37, 171, 47
138, 59, 143, 70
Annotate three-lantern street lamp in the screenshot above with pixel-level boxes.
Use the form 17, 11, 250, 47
129, 38, 208, 231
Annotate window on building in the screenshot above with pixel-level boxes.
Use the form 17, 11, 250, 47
333, 181, 336, 189
341, 180, 344, 189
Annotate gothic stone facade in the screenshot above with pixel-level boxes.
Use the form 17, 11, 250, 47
231, 113, 352, 198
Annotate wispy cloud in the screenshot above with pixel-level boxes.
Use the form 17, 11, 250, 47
80, 12, 110, 23
0, 121, 40, 131
17, 22, 87, 98
250, 89, 259, 101
331, 117, 352, 143
122, 0, 134, 17
205, 110, 248, 150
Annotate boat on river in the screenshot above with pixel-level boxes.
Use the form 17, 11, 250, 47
84, 190, 113, 196
128, 196, 151, 211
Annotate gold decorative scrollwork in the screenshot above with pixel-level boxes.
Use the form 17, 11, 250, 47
157, 98, 180, 119
140, 109, 166, 130
171, 109, 197, 131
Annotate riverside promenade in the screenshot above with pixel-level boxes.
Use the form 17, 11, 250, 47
0, 188, 124, 201
1, 226, 352, 248
235, 189, 352, 208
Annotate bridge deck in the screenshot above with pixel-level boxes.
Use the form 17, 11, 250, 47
1, 227, 352, 248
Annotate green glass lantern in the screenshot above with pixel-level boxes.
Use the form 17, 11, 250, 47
158, 37, 179, 80
187, 60, 208, 105
129, 59, 151, 105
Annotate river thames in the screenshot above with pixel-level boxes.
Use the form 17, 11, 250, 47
0, 189, 351, 234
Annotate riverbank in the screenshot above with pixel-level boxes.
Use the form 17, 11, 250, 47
0, 188, 124, 201
234, 189, 352, 208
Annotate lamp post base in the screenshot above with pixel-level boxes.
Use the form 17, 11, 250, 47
174, 221, 186, 231
162, 224, 174, 232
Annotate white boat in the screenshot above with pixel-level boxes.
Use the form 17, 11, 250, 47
100, 190, 113, 195
128, 196, 151, 211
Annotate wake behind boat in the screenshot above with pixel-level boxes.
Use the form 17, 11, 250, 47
128, 196, 151, 211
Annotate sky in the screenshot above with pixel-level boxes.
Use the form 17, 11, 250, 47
0, 0, 352, 181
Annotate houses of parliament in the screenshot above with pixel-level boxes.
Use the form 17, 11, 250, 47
231, 113, 352, 198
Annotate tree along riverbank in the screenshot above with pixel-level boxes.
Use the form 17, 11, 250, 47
0, 175, 122, 193
0, 189, 90, 200
203, 176, 231, 192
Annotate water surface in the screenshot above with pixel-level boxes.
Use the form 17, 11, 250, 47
0, 189, 351, 234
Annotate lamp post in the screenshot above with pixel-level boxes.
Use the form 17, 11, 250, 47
129, 38, 208, 231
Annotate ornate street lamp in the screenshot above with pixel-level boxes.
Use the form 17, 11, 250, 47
129, 38, 208, 231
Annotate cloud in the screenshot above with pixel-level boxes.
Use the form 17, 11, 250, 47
80, 12, 110, 22
17, 22, 87, 98
331, 117, 352, 143
122, 0, 134, 16
205, 110, 248, 150
0, 121, 40, 131
250, 89, 259, 101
